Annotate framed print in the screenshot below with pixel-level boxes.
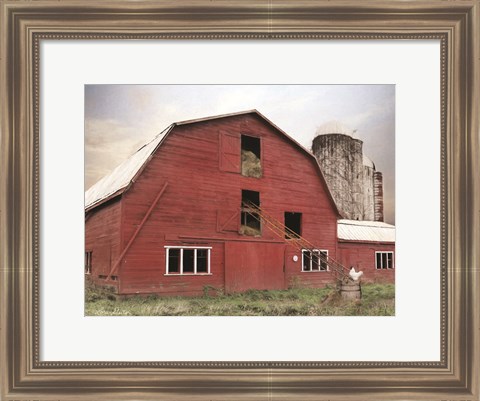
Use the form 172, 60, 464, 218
1, 0, 479, 400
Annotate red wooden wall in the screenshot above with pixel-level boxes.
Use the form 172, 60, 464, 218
337, 241, 395, 283
84, 198, 122, 287
284, 245, 335, 288
224, 242, 285, 293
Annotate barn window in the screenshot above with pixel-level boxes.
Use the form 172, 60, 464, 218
241, 190, 261, 236
241, 135, 262, 178
302, 249, 328, 272
183, 249, 195, 273
375, 251, 394, 269
165, 246, 212, 275
168, 249, 180, 273
196, 249, 208, 273
85, 251, 92, 274
284, 212, 302, 239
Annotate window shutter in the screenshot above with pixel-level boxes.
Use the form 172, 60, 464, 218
219, 131, 240, 173
217, 209, 240, 232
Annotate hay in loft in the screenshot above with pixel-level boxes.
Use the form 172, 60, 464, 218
239, 225, 261, 237
241, 150, 262, 178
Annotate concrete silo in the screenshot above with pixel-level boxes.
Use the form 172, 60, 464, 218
362, 155, 376, 221
374, 171, 384, 222
312, 121, 383, 222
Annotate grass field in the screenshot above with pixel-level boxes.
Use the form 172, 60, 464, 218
85, 279, 395, 316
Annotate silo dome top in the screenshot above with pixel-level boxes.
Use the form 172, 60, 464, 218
315, 120, 358, 139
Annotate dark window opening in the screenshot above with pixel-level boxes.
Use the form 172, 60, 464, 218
241, 135, 262, 178
302, 250, 311, 271
387, 252, 393, 268
168, 249, 180, 273
311, 251, 319, 271
319, 250, 328, 271
284, 212, 302, 239
242, 189, 260, 205
197, 249, 208, 273
85, 251, 92, 274
241, 190, 261, 236
183, 249, 195, 273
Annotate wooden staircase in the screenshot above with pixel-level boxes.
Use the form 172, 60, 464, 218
242, 200, 352, 284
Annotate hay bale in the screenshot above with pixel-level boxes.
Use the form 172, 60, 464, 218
241, 150, 262, 178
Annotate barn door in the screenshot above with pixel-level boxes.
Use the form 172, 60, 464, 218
219, 131, 240, 173
224, 242, 286, 293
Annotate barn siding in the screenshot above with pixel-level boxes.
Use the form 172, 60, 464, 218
118, 114, 339, 295
224, 242, 285, 293
338, 241, 395, 283
284, 245, 336, 288
119, 243, 225, 296
84, 198, 122, 287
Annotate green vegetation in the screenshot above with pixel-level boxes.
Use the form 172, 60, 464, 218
85, 279, 395, 316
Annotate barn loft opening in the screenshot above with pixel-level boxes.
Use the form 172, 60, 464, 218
241, 190, 261, 236
241, 135, 262, 178
284, 212, 302, 239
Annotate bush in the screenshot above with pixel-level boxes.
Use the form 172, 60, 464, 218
85, 276, 116, 302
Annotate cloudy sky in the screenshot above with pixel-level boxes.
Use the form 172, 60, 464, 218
85, 85, 395, 223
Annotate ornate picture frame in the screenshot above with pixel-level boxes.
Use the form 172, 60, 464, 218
1, 1, 478, 399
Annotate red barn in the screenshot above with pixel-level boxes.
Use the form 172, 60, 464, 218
85, 110, 395, 296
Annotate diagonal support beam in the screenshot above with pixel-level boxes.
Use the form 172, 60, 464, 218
219, 209, 240, 232
105, 182, 168, 281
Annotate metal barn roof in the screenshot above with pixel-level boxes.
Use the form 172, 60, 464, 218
85, 125, 173, 210
337, 219, 395, 243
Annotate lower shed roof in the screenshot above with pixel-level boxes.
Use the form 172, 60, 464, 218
337, 219, 395, 243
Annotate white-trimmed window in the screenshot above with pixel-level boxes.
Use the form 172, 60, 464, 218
85, 251, 92, 274
302, 249, 328, 272
375, 251, 394, 269
165, 246, 212, 275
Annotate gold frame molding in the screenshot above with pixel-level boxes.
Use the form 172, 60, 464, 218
1, 1, 479, 399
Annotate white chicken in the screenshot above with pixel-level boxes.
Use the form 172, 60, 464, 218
349, 267, 364, 281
